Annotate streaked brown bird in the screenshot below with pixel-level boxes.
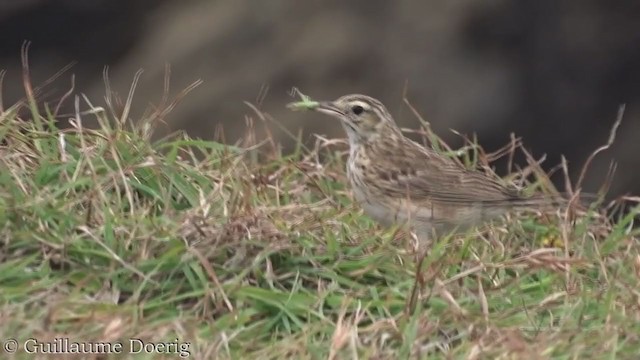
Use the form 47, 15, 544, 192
289, 94, 574, 250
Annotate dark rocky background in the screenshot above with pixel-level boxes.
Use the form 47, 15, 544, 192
1, 0, 639, 197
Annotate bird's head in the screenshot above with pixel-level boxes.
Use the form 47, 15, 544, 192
313, 94, 400, 144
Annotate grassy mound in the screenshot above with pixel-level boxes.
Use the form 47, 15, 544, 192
1, 66, 639, 359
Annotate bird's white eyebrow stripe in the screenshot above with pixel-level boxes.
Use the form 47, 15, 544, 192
369, 99, 384, 108
351, 100, 371, 109
343, 96, 396, 125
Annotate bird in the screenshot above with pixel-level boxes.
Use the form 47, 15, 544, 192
287, 93, 577, 251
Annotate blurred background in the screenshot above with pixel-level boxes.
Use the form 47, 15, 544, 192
1, 0, 639, 198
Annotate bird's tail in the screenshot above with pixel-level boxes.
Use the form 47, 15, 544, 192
505, 191, 599, 211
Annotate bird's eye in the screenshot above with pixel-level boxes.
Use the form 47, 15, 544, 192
351, 105, 364, 115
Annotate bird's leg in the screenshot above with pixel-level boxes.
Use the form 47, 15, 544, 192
406, 251, 427, 315
406, 231, 429, 315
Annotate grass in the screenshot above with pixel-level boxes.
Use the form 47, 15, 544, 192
1, 58, 640, 359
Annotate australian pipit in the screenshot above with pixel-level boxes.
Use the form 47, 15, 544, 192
288, 94, 575, 250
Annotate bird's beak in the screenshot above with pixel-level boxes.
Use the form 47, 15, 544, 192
314, 101, 344, 117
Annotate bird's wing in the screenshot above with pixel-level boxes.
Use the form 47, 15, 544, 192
369, 138, 523, 205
